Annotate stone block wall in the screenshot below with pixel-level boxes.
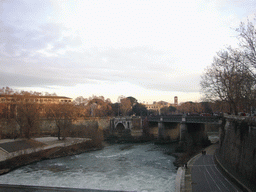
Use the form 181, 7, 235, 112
0, 119, 19, 138
148, 122, 180, 141
217, 117, 256, 185
148, 126, 158, 138
0, 117, 111, 138
164, 123, 180, 141
39, 119, 58, 135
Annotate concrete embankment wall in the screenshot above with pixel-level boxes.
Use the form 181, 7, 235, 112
175, 167, 185, 192
217, 117, 256, 188
0, 139, 97, 175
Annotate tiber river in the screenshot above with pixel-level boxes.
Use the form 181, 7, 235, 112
0, 133, 219, 192
0, 143, 178, 192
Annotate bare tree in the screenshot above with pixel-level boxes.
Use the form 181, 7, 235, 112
120, 97, 132, 116
86, 96, 112, 117
201, 48, 255, 114
0, 88, 42, 138
15, 93, 41, 138
45, 103, 76, 140
0, 87, 14, 95
177, 102, 203, 114
236, 19, 256, 69
73, 96, 89, 117
74, 96, 88, 106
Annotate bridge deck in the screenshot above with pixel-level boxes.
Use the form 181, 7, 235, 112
147, 115, 222, 124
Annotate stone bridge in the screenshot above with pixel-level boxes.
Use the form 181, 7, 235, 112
147, 115, 222, 143
110, 115, 223, 144
110, 117, 143, 137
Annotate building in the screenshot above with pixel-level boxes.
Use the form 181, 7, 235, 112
174, 96, 178, 106
145, 96, 178, 114
0, 95, 73, 118
145, 101, 170, 111
0, 95, 72, 104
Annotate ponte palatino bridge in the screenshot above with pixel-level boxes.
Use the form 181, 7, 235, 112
147, 115, 222, 124
110, 115, 223, 142
149, 115, 222, 141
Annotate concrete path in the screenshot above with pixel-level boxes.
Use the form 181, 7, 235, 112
191, 154, 240, 191
182, 144, 242, 192
0, 140, 35, 153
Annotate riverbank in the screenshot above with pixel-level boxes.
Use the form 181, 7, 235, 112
172, 144, 210, 168
0, 137, 102, 175
173, 132, 219, 168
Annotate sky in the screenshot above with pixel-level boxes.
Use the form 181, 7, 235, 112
0, 0, 256, 104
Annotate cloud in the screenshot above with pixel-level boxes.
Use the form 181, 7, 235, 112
0, 20, 81, 57
0, 0, 255, 101
0, 71, 62, 87
0, 43, 201, 93
0, 0, 82, 57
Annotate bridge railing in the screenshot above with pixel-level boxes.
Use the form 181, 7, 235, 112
185, 116, 221, 123
147, 115, 182, 122
147, 115, 222, 124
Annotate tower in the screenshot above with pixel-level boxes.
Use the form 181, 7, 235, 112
174, 96, 178, 106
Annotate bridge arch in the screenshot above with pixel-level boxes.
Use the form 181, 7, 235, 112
113, 119, 132, 130
116, 123, 125, 133
110, 117, 143, 136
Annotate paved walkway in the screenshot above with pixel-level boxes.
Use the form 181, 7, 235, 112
191, 154, 240, 191
0, 137, 91, 162
0, 140, 36, 153
183, 144, 242, 192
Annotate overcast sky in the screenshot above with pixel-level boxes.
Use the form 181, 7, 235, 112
1, 0, 255, 104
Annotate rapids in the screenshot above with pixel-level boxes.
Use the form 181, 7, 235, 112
0, 143, 178, 192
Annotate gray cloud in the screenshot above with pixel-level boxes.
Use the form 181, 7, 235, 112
0, 21, 75, 57
0, 0, 82, 57
0, 0, 202, 94
0, 71, 62, 87
0, 42, 200, 92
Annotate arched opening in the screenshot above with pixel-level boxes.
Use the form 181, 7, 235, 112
116, 123, 125, 133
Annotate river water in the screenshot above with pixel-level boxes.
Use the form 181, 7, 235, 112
0, 143, 178, 192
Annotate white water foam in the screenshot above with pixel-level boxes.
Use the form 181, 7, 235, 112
0, 143, 177, 192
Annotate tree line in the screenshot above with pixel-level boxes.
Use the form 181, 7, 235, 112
0, 86, 225, 140
0, 88, 150, 140
201, 18, 256, 115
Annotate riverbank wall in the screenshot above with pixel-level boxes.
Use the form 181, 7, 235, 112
175, 116, 256, 191
0, 118, 111, 139
216, 116, 256, 189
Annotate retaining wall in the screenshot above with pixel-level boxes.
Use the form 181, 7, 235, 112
0, 118, 111, 138
217, 117, 256, 188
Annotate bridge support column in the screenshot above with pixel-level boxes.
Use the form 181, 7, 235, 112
180, 123, 187, 141
110, 119, 114, 134
158, 122, 165, 140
